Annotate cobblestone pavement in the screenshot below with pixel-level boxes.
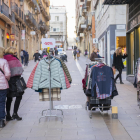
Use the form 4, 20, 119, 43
0, 51, 140, 140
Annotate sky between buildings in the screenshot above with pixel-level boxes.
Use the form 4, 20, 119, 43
50, 0, 76, 46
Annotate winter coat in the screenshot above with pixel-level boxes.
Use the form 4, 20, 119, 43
64, 71, 70, 89
73, 50, 77, 56
90, 52, 99, 61
4, 54, 24, 97
0, 58, 11, 90
113, 53, 128, 69
33, 53, 41, 61
27, 63, 39, 88
32, 58, 67, 90
54, 56, 72, 83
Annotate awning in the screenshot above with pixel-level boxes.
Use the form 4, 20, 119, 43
103, 0, 131, 5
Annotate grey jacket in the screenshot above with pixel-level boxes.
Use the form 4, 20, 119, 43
32, 58, 66, 90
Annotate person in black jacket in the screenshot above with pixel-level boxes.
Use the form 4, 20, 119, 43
113, 47, 128, 84
33, 50, 41, 62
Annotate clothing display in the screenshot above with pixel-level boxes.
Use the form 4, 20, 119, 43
82, 62, 118, 99
27, 55, 71, 101
39, 88, 61, 101
134, 58, 140, 88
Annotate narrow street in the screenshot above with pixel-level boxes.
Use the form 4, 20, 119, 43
0, 51, 139, 140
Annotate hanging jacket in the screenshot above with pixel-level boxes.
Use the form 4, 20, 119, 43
54, 56, 72, 83
63, 70, 70, 89
27, 63, 39, 88
91, 65, 114, 99
32, 58, 66, 90
0, 58, 11, 89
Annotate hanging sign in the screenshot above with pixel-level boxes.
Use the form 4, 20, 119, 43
10, 34, 15, 41
6, 33, 9, 39
22, 30, 25, 39
41, 38, 55, 48
93, 38, 98, 44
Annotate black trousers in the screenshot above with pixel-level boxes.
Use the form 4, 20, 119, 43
6, 96, 22, 115
115, 68, 122, 82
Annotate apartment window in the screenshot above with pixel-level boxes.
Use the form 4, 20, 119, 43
81, 0, 84, 2
56, 28, 59, 32
53, 28, 56, 32
55, 16, 59, 21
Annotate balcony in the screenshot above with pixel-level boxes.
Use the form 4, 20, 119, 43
0, 2, 14, 25
25, 11, 33, 25
39, 20, 49, 35
82, 4, 87, 17
103, 0, 131, 5
77, 16, 85, 35
27, 0, 37, 8
11, 2, 24, 23
86, 0, 91, 6
43, 0, 50, 7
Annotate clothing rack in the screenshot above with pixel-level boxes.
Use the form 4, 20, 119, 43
39, 54, 63, 123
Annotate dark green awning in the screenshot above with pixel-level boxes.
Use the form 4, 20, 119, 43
103, 0, 131, 5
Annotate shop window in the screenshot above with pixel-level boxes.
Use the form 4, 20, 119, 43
55, 16, 59, 21
53, 28, 56, 32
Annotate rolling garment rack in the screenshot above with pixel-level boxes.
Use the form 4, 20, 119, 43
39, 54, 63, 123
85, 58, 113, 119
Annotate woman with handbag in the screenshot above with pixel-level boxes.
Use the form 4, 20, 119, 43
4, 47, 24, 121
113, 47, 128, 84
0, 51, 11, 128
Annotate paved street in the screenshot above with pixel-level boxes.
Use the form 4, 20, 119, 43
0, 51, 140, 140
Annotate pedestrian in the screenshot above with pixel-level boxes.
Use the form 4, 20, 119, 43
84, 49, 88, 56
73, 49, 77, 60
72, 46, 73, 50
23, 50, 28, 66
20, 50, 24, 65
42, 49, 47, 58
113, 47, 128, 84
55, 48, 58, 56
3, 47, 24, 121
90, 47, 100, 61
77, 49, 80, 60
0, 52, 11, 128
33, 50, 41, 63
74, 46, 77, 50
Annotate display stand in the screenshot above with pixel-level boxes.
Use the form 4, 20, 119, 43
39, 55, 63, 123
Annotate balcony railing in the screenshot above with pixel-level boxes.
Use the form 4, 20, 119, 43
1, 2, 9, 18
11, 12, 15, 23
11, 2, 18, 15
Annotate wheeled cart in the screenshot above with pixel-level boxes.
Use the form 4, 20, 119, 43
86, 97, 112, 119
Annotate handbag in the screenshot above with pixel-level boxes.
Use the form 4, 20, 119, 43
16, 77, 27, 92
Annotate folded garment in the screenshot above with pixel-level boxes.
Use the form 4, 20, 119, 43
39, 88, 61, 101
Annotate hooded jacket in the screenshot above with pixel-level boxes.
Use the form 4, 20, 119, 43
0, 58, 11, 89
32, 58, 66, 90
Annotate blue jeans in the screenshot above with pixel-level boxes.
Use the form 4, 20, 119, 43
21, 56, 24, 64
0, 89, 7, 120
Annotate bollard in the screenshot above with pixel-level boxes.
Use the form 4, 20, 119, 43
112, 106, 118, 119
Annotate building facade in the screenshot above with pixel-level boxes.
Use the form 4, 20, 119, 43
49, 6, 68, 51
94, 0, 126, 66
75, 0, 96, 56
0, 0, 50, 60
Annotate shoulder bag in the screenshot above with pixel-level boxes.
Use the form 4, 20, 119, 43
16, 77, 27, 93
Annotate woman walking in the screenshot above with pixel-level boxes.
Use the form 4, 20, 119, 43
113, 47, 128, 84
0, 52, 11, 128
77, 49, 81, 60
4, 47, 24, 121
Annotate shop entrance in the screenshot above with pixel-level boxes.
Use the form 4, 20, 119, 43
116, 36, 126, 67
130, 32, 134, 74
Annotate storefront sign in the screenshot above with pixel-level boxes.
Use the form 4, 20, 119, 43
116, 25, 125, 30
10, 34, 15, 41
22, 30, 25, 39
6, 33, 9, 39
30, 31, 36, 36
41, 38, 55, 48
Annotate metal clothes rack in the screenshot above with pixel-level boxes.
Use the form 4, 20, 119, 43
39, 54, 63, 123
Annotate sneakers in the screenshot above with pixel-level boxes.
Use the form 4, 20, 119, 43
0, 120, 5, 128
120, 82, 124, 84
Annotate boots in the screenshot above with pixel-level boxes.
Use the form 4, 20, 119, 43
12, 113, 22, 121
6, 115, 13, 121
0, 120, 5, 128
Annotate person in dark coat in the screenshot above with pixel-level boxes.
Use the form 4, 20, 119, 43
55, 48, 58, 56
4, 47, 24, 121
33, 50, 41, 62
113, 47, 128, 84
90, 47, 99, 61
42, 50, 47, 58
